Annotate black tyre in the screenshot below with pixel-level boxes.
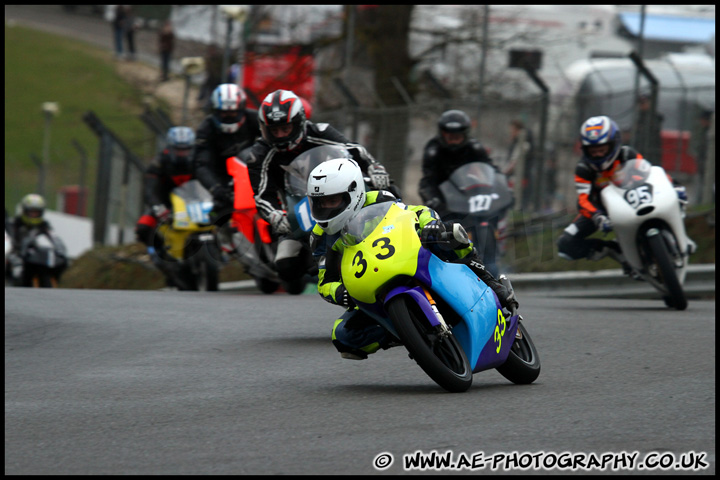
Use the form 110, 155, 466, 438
387, 295, 473, 393
283, 277, 307, 295
255, 276, 280, 294
495, 320, 541, 384
176, 263, 198, 291
196, 247, 219, 292
647, 233, 687, 310
39, 271, 55, 288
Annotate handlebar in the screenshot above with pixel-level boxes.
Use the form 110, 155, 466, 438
438, 231, 453, 243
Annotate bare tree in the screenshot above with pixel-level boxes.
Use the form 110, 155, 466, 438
355, 5, 416, 106
345, 5, 415, 180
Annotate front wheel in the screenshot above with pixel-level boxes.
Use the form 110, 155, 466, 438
185, 241, 220, 291
255, 276, 280, 294
495, 320, 541, 384
196, 247, 220, 292
387, 295, 473, 393
647, 233, 687, 310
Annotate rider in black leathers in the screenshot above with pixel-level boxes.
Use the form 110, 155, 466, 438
194, 83, 261, 220
243, 89, 393, 286
418, 109, 499, 213
135, 126, 197, 287
9, 193, 67, 286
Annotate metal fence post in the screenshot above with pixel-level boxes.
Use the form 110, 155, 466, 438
93, 132, 113, 245
701, 113, 715, 204
72, 139, 89, 217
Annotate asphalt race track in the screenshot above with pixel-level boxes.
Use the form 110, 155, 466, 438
5, 287, 715, 475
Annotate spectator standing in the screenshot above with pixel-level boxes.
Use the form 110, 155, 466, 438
502, 119, 535, 210
111, 5, 126, 59
123, 5, 137, 61
158, 20, 175, 82
197, 45, 224, 113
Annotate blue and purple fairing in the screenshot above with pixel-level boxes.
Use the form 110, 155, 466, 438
356, 247, 519, 373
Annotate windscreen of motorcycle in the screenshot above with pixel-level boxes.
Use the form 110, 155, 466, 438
611, 158, 652, 189
340, 202, 422, 305
282, 145, 354, 196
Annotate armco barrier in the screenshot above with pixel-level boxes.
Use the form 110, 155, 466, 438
509, 264, 715, 299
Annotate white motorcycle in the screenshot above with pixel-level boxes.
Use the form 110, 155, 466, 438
601, 158, 694, 310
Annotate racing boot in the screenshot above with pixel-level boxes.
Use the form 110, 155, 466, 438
466, 254, 518, 312
588, 240, 643, 281
339, 335, 401, 360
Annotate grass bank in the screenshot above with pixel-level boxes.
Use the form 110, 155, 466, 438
5, 24, 155, 215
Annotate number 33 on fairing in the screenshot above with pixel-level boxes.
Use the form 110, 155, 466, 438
494, 310, 507, 353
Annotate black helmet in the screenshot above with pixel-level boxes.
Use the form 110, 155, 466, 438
437, 109, 471, 150
258, 90, 307, 151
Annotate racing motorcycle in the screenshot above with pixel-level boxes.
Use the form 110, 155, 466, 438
226, 146, 348, 294
281, 145, 352, 233
156, 179, 222, 291
601, 158, 694, 310
339, 201, 540, 392
12, 229, 68, 288
226, 155, 287, 294
436, 162, 514, 277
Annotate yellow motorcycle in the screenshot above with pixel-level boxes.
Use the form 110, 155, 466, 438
157, 180, 222, 291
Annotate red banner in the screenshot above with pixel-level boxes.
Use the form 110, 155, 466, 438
242, 47, 315, 110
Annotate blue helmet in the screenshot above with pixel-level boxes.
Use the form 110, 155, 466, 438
580, 115, 621, 171
164, 126, 195, 173
166, 126, 195, 149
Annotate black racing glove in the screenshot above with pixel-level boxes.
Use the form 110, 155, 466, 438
210, 184, 234, 212
420, 220, 446, 244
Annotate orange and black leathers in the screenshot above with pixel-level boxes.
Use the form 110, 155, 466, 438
573, 146, 644, 219
558, 145, 681, 261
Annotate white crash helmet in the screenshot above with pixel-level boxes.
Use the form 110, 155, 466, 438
211, 83, 247, 134
19, 193, 46, 226
307, 158, 366, 235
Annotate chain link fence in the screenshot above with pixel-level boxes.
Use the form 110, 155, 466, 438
317, 93, 562, 212
315, 75, 714, 214
83, 109, 172, 247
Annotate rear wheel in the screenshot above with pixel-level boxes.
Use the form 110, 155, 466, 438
647, 233, 687, 310
495, 320, 541, 384
283, 277, 307, 295
387, 295, 472, 393
39, 271, 55, 288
